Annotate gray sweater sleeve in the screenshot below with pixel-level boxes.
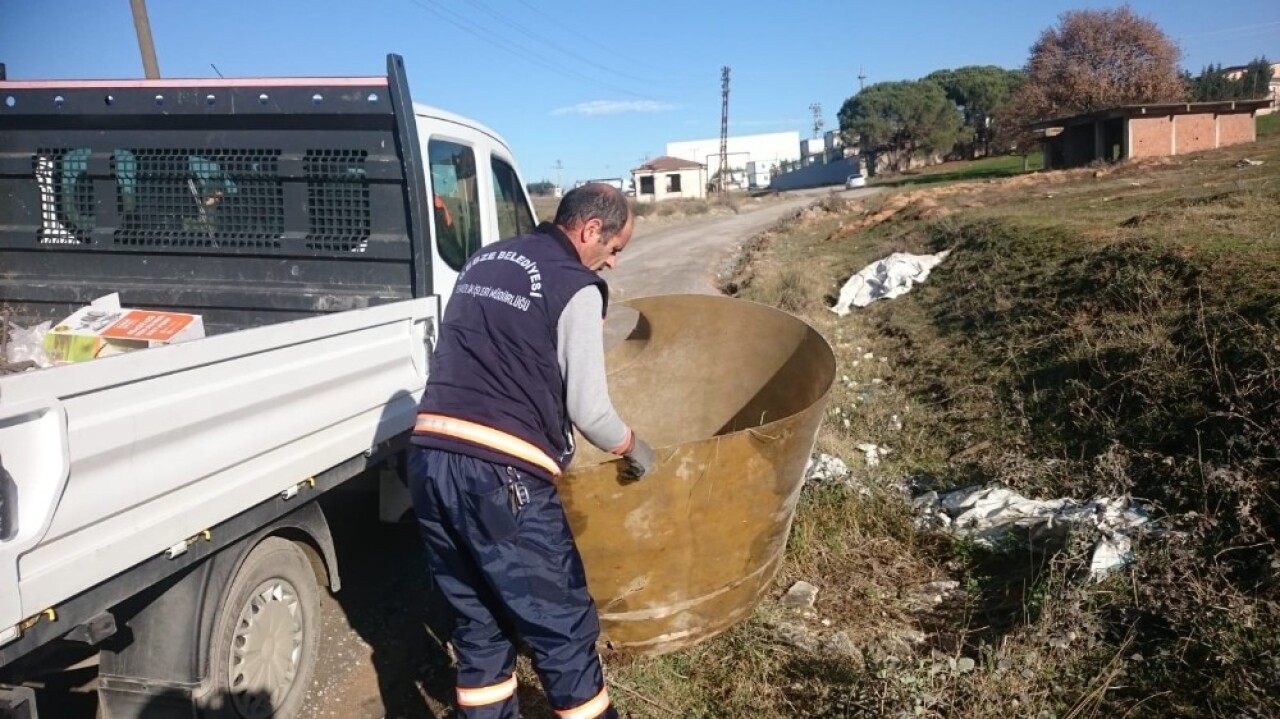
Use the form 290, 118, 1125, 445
558, 286, 633, 454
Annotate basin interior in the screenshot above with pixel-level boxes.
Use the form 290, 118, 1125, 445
576, 294, 834, 464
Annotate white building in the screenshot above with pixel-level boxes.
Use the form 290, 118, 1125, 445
666, 131, 800, 188
1223, 62, 1280, 114
631, 156, 707, 203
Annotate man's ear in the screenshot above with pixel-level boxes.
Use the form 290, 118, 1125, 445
582, 217, 604, 244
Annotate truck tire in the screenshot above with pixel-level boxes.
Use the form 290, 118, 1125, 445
202, 537, 320, 719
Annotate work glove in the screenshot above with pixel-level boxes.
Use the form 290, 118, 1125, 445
623, 436, 656, 481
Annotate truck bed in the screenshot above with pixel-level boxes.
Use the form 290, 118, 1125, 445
0, 55, 431, 333
0, 297, 433, 661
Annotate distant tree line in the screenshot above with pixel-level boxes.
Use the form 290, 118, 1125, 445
840, 7, 1207, 174
1184, 57, 1274, 102
837, 67, 1023, 174
526, 180, 557, 196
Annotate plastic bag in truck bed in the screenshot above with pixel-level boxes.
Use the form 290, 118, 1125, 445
3, 321, 52, 370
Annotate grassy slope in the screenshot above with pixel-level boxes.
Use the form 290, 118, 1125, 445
872, 152, 1046, 189
606, 134, 1280, 717
1257, 112, 1280, 138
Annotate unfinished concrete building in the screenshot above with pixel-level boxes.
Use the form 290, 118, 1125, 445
1030, 99, 1270, 169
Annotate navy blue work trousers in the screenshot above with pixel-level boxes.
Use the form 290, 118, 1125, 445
408, 446, 618, 719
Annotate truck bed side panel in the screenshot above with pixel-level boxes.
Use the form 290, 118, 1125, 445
0, 298, 431, 630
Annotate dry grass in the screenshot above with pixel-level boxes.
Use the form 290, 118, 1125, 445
605, 133, 1280, 717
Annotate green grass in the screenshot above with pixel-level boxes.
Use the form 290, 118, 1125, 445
612, 132, 1280, 718
1258, 112, 1280, 138
870, 152, 1045, 189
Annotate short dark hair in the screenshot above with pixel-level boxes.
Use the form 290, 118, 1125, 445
554, 184, 630, 240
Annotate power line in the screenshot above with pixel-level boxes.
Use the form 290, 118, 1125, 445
401, 0, 657, 100
1029, 27, 1280, 66
1176, 20, 1280, 41
459, 0, 675, 86
507, 0, 701, 83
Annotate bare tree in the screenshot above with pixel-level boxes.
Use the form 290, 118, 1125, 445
1015, 5, 1187, 122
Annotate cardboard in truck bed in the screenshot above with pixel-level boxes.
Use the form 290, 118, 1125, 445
44, 294, 205, 364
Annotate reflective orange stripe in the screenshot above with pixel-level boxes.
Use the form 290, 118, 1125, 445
556, 687, 610, 719
415, 413, 562, 477
456, 675, 517, 707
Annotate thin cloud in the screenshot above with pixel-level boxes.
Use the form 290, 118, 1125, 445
552, 100, 679, 116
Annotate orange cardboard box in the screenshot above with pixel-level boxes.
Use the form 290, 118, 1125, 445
44, 295, 205, 364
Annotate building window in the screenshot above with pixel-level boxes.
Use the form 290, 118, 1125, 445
639, 175, 655, 195
490, 156, 536, 240
428, 139, 482, 271
666, 174, 682, 193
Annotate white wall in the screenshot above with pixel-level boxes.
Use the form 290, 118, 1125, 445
632, 167, 707, 202
666, 132, 801, 180
769, 157, 861, 192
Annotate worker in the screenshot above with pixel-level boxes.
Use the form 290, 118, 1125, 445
409, 183, 655, 719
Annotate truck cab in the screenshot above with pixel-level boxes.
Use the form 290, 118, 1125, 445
420, 105, 538, 305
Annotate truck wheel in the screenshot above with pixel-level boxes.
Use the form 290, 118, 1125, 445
203, 537, 320, 719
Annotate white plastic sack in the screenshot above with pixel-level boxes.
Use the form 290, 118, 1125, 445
915, 486, 1152, 579
5, 321, 52, 368
830, 249, 952, 316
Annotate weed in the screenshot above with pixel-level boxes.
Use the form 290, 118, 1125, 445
631, 200, 659, 217
609, 131, 1280, 718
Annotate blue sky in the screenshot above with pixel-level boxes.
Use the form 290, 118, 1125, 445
1, 1, 1277, 186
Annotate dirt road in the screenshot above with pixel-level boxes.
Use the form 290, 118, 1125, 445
611, 189, 855, 300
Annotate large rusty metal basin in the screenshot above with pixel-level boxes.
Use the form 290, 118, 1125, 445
562, 294, 835, 654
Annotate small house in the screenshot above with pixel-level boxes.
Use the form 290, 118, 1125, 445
631, 156, 707, 203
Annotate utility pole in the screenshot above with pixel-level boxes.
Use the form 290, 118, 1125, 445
129, 0, 161, 78
718, 66, 730, 194
809, 102, 824, 138
857, 66, 867, 92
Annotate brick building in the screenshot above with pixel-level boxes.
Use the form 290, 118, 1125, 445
1030, 100, 1270, 169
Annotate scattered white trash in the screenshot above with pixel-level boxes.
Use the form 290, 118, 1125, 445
782, 581, 820, 612
830, 249, 953, 315
915, 486, 1153, 579
856, 443, 891, 467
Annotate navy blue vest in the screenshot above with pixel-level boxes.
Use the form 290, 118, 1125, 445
412, 223, 607, 479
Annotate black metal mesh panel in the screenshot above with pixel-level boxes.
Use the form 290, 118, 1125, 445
305, 150, 371, 252
34, 148, 94, 244
114, 149, 284, 248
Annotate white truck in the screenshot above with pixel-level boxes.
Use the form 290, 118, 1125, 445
0, 55, 541, 718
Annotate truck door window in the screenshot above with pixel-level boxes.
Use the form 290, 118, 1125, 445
490, 157, 536, 240
428, 139, 482, 271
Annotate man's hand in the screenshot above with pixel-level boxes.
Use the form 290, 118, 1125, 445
623, 436, 656, 480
